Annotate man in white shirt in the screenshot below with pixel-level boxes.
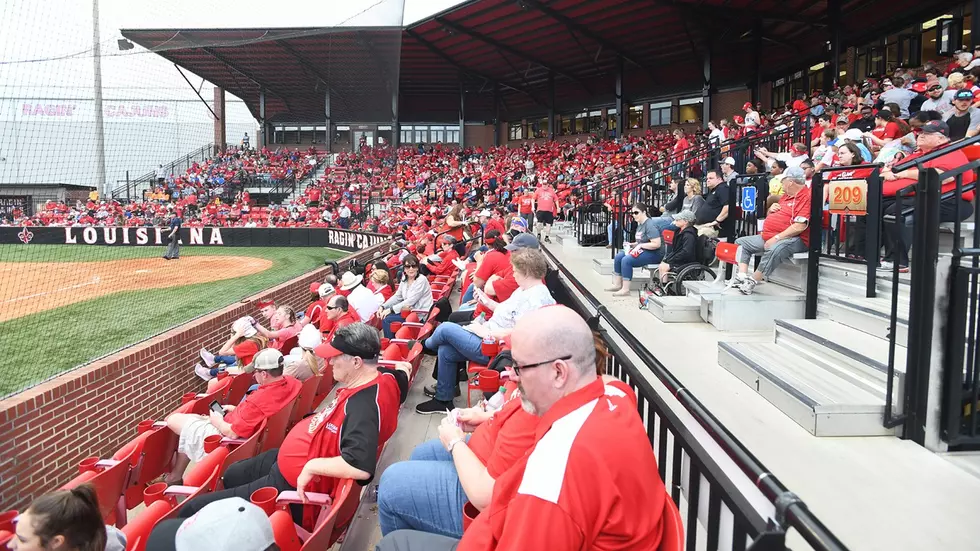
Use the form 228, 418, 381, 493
339, 271, 381, 322
338, 204, 352, 228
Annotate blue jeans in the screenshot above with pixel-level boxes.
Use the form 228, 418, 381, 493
613, 249, 663, 280
461, 285, 475, 304
425, 323, 489, 402
377, 439, 467, 538
382, 312, 406, 339
214, 355, 236, 366
607, 221, 628, 247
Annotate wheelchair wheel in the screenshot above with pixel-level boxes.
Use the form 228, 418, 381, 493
672, 264, 716, 296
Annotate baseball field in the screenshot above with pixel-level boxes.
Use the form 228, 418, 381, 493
0, 245, 347, 397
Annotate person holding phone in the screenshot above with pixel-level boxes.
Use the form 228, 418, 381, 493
163, 349, 301, 485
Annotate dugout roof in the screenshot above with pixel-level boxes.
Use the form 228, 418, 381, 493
122, 0, 955, 123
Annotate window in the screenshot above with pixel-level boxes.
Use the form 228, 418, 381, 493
628, 106, 643, 129
649, 102, 671, 127
447, 126, 460, 144
335, 126, 351, 145
678, 98, 703, 124
509, 122, 524, 141
430, 125, 446, 143
561, 115, 574, 135
589, 110, 602, 133
413, 127, 428, 143
530, 117, 549, 138
606, 108, 617, 133
400, 125, 413, 144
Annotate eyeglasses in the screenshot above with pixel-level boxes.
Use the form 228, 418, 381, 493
325, 305, 342, 311
403, 264, 419, 268
513, 354, 572, 376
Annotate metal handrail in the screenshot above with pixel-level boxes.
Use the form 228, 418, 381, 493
541, 244, 849, 551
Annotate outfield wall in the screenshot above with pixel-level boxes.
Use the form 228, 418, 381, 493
0, 239, 389, 511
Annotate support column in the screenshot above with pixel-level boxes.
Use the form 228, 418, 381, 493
493, 83, 501, 146
548, 71, 556, 141
259, 90, 267, 148
828, 0, 842, 92
972, 0, 980, 49
751, 20, 762, 105
702, 44, 712, 129
459, 80, 466, 148
213, 86, 226, 153
391, 85, 398, 149
615, 56, 625, 138
92, 0, 107, 196
325, 89, 334, 151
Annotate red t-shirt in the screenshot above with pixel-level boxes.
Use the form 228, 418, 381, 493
517, 194, 534, 215
232, 340, 261, 367
883, 148, 976, 197
467, 393, 538, 478
485, 218, 507, 237
872, 122, 901, 142
226, 376, 302, 438
761, 187, 812, 247
304, 300, 325, 329
533, 187, 557, 213
474, 250, 511, 283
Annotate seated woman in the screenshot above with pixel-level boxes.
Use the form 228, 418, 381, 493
656, 210, 699, 291
253, 306, 302, 351
420, 236, 460, 277
605, 203, 664, 297
195, 317, 265, 381
415, 248, 555, 415
282, 324, 323, 382
378, 255, 434, 338
368, 268, 395, 303
13, 484, 127, 551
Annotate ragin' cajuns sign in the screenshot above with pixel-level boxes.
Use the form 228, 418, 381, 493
0, 226, 390, 252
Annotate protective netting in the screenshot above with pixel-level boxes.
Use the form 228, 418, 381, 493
0, 0, 405, 397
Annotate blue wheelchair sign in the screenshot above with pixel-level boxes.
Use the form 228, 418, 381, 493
741, 186, 757, 212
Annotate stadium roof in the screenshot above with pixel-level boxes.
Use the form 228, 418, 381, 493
122, 0, 955, 124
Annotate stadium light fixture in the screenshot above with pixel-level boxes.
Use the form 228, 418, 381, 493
117, 38, 134, 51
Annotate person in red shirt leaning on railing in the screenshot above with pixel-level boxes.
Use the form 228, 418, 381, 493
166, 324, 410, 535
729, 166, 811, 295
376, 306, 665, 551
879, 120, 976, 271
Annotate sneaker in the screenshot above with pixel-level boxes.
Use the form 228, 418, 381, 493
423, 384, 460, 398
879, 261, 910, 273
725, 272, 746, 289
200, 348, 215, 368
415, 398, 454, 415
738, 277, 758, 295
194, 362, 214, 381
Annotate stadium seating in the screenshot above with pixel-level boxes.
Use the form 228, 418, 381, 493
269, 479, 358, 550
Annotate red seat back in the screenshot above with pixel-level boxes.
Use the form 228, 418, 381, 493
223, 373, 255, 405
217, 420, 265, 482
115, 426, 178, 510
303, 479, 358, 550
61, 447, 136, 527
260, 402, 295, 453
290, 376, 321, 427
662, 229, 675, 245
382, 343, 404, 361
715, 242, 739, 265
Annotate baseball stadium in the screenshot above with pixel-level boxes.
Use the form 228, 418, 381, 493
1, 0, 980, 550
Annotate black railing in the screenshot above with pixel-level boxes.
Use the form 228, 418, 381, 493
729, 174, 770, 240
542, 245, 849, 551
112, 143, 214, 200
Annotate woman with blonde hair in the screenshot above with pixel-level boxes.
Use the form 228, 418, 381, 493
254, 305, 301, 351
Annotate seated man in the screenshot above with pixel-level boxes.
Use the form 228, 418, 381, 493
377, 306, 666, 551
604, 203, 663, 297
415, 248, 555, 415
164, 349, 302, 485
730, 166, 811, 295
340, 271, 382, 322
321, 295, 359, 339
166, 324, 410, 533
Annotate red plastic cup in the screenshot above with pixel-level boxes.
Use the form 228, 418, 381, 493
79, 456, 99, 474
480, 338, 499, 358
477, 370, 500, 392
203, 434, 222, 454
401, 305, 412, 317
390, 322, 403, 334
137, 420, 155, 434
250, 487, 279, 516
0, 510, 18, 533
462, 501, 480, 532
181, 392, 197, 405
143, 482, 168, 507
216, 371, 229, 380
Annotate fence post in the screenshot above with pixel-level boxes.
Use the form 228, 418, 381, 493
864, 168, 882, 298
126, 171, 130, 203
903, 168, 941, 445
804, 171, 824, 319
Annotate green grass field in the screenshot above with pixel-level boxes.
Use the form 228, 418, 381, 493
0, 245, 346, 397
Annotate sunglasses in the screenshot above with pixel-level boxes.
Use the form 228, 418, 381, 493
631, 211, 641, 215
514, 355, 572, 376
404, 263, 419, 268
325, 305, 342, 311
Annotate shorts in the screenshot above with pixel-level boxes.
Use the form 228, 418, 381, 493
177, 415, 222, 462
535, 211, 555, 225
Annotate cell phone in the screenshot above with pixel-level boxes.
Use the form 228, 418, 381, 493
209, 401, 225, 417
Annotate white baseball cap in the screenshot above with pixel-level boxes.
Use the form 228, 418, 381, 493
722, 157, 736, 166
162, 497, 275, 551
231, 316, 257, 338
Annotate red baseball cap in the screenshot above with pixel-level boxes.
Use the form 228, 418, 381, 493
742, 102, 752, 110
256, 299, 275, 309
309, 282, 321, 293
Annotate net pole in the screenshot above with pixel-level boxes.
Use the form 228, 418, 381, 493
91, 0, 107, 197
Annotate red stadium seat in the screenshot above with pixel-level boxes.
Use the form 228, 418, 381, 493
223, 373, 255, 406
660, 497, 684, 551
289, 375, 321, 428
60, 447, 137, 527
260, 402, 295, 453
662, 229, 675, 245
114, 423, 178, 510
270, 479, 358, 550
715, 242, 739, 265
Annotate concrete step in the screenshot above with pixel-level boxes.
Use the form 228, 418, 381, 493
646, 294, 702, 323
718, 341, 897, 436
818, 260, 910, 300
773, 319, 906, 402
823, 295, 909, 347
701, 283, 805, 331
939, 451, 980, 482
594, 258, 614, 275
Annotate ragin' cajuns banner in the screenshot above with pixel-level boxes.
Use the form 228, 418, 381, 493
1, 226, 391, 252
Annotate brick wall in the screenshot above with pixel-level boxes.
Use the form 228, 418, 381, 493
0, 242, 389, 511
712, 89, 752, 123
464, 124, 495, 149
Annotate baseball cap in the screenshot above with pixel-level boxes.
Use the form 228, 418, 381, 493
478, 209, 491, 217
231, 316, 257, 338
920, 120, 950, 136
722, 157, 736, 166
672, 210, 696, 224
505, 233, 540, 251
954, 89, 975, 101
783, 166, 807, 182
297, 324, 322, 349
318, 282, 336, 298
742, 102, 752, 110
149, 497, 275, 551
843, 128, 864, 141
314, 323, 381, 360
309, 282, 321, 294
911, 81, 929, 93
255, 299, 275, 309
509, 217, 528, 232
244, 348, 284, 373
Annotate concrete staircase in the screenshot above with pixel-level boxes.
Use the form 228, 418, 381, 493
717, 257, 910, 436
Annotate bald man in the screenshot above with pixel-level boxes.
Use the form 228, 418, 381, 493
377, 306, 666, 551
